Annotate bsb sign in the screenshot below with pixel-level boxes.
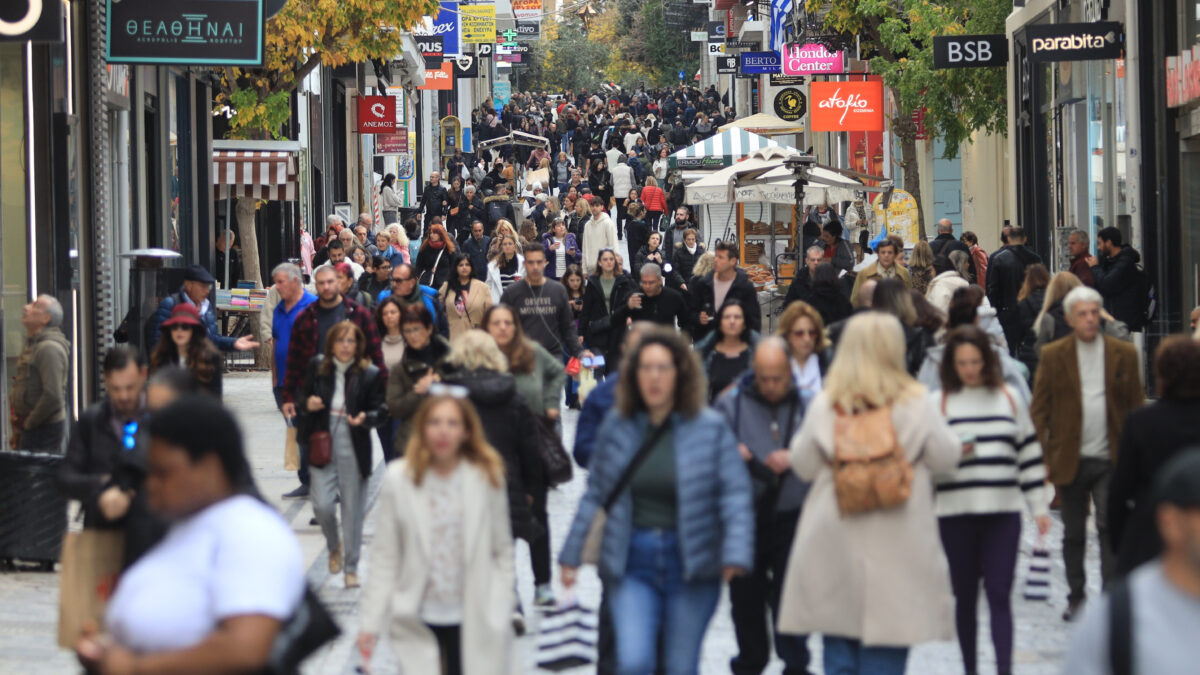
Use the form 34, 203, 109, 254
106, 0, 264, 65
1026, 22, 1123, 62
357, 96, 397, 134
810, 81, 884, 132
932, 34, 1008, 69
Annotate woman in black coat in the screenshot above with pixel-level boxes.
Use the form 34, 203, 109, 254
805, 263, 853, 327
414, 223, 456, 290
579, 249, 637, 361
297, 320, 387, 587
1109, 336, 1200, 576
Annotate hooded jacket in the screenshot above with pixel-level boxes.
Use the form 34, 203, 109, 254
11, 326, 70, 429
1091, 245, 1145, 329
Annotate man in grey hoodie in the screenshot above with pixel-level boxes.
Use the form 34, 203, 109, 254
10, 295, 71, 451
715, 338, 810, 675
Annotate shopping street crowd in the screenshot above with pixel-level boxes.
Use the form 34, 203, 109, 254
8, 85, 1200, 675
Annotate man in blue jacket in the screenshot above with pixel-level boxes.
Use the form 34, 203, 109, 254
149, 265, 259, 352
377, 262, 450, 337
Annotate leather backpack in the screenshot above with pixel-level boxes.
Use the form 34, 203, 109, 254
830, 405, 914, 515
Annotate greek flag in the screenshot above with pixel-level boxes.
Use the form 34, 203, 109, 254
770, 0, 794, 53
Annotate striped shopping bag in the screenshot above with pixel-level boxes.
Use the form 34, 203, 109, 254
1023, 538, 1052, 601
536, 599, 599, 671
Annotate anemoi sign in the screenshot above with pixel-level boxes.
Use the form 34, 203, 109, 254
810, 81, 884, 132
357, 96, 397, 134
1025, 22, 1123, 63
106, 0, 264, 65
782, 43, 844, 76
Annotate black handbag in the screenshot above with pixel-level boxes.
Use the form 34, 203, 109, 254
265, 585, 341, 674
536, 416, 574, 486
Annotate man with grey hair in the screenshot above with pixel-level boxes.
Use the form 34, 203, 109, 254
783, 245, 825, 306
1066, 228, 1096, 287
1032, 285, 1144, 621
615, 262, 689, 333
715, 336, 811, 673
271, 262, 317, 498
928, 217, 969, 260
10, 294, 70, 451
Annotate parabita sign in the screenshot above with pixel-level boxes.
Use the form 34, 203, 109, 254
106, 0, 264, 66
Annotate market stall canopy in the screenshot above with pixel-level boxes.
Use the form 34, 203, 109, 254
668, 128, 788, 170
213, 140, 301, 202
476, 130, 550, 152
685, 146, 879, 206
718, 112, 806, 137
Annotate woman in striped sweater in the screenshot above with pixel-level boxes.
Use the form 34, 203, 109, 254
933, 325, 1051, 675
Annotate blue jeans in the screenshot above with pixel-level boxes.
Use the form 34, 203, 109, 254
609, 528, 721, 675
822, 636, 908, 675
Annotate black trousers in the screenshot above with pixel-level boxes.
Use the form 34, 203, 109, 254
729, 509, 810, 675
426, 623, 462, 675
530, 491, 551, 585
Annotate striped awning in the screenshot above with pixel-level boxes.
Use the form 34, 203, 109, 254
668, 128, 788, 170
213, 151, 298, 201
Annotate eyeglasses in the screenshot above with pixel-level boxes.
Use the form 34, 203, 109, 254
392, 277, 414, 284
791, 329, 819, 338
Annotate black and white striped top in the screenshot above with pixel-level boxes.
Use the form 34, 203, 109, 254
932, 386, 1050, 519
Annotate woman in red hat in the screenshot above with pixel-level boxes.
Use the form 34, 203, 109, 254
149, 303, 223, 397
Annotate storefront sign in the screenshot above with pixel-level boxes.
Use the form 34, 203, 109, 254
418, 62, 454, 90
460, 4, 496, 44
513, 0, 541, 21
357, 96, 396, 134
476, 43, 493, 58
872, 189, 920, 246
1026, 22, 1123, 63
375, 130, 409, 155
0, 0, 63, 42
774, 88, 807, 122
106, 0, 264, 65
493, 80, 511, 107
452, 54, 479, 78
740, 51, 781, 74
676, 156, 727, 170
932, 34, 1007, 68
498, 54, 521, 63
707, 21, 726, 42
690, 31, 707, 42
418, 36, 444, 69
770, 74, 806, 86
810, 80, 884, 132
717, 56, 738, 74
413, 2, 460, 57
515, 21, 539, 39
782, 43, 844, 76
708, 42, 726, 56
1166, 46, 1200, 107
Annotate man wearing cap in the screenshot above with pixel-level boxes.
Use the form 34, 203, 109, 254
1063, 449, 1200, 673
149, 265, 259, 352
10, 294, 71, 451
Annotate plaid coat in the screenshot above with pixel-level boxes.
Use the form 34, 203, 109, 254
282, 296, 386, 404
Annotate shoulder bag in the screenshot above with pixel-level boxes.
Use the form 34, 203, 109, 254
829, 404, 914, 515
536, 416, 574, 487
308, 408, 344, 468
581, 420, 670, 565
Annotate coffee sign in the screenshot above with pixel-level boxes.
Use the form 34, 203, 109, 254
782, 43, 844, 76
773, 88, 807, 122
106, 0, 264, 65
1025, 22, 1123, 62
810, 81, 884, 132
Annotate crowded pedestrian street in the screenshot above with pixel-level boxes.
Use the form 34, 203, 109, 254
0, 371, 1101, 674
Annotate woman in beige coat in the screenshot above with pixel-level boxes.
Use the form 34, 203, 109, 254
357, 395, 515, 675
779, 312, 961, 674
439, 252, 493, 343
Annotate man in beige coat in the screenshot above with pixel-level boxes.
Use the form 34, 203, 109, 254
850, 237, 911, 308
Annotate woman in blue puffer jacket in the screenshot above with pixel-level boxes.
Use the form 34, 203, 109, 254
559, 326, 754, 675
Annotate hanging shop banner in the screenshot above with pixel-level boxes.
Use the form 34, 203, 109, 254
810, 80, 884, 132
716, 56, 738, 74
461, 4, 497, 44
493, 80, 511, 107
782, 43, 844, 76
375, 129, 409, 155
418, 36, 444, 69
515, 21, 540, 40
873, 189, 920, 246
413, 2, 460, 57
357, 96, 397, 134
707, 21, 726, 42
932, 34, 1008, 69
418, 62, 454, 90
498, 54, 521, 63
707, 42, 726, 56
773, 88, 807, 122
476, 43, 493, 58
770, 74, 806, 86
513, 0, 542, 22
105, 0, 264, 65
0, 0, 63, 42
452, 53, 479, 78
1026, 22, 1123, 62
740, 51, 781, 74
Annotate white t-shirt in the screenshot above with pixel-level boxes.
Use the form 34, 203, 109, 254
106, 495, 305, 654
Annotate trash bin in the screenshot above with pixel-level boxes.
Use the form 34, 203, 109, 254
0, 450, 68, 570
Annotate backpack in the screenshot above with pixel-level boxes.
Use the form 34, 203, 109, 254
829, 404, 915, 515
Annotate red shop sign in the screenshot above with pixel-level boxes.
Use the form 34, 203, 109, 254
810, 80, 885, 132
357, 95, 396, 134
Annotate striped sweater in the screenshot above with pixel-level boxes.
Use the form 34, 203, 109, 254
932, 386, 1050, 519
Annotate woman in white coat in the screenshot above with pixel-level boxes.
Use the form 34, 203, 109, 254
357, 395, 515, 675
778, 312, 962, 674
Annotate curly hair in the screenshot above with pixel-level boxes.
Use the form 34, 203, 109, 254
939, 325, 1003, 393
150, 323, 219, 387
615, 326, 706, 418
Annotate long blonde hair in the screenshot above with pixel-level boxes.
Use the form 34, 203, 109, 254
1035, 271, 1083, 328
447, 329, 510, 373
822, 313, 923, 413
403, 396, 505, 488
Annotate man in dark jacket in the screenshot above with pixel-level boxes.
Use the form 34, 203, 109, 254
614, 263, 690, 334
484, 186, 517, 230
928, 219, 970, 260
690, 241, 762, 341
986, 226, 1042, 353
149, 265, 260, 352
783, 246, 824, 307
462, 220, 491, 281
817, 221, 855, 274
418, 171, 448, 228
1087, 226, 1145, 330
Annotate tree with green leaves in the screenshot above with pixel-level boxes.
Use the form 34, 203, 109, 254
808, 0, 1009, 240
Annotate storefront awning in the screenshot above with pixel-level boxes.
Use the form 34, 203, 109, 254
212, 150, 298, 202
668, 128, 788, 170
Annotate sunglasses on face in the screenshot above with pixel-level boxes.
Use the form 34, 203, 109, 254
791, 329, 818, 338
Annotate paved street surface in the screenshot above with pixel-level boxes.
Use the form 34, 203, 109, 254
0, 371, 1100, 674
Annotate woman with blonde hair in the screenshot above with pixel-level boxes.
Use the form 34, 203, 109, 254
385, 223, 412, 265
689, 250, 716, 284
357, 395, 514, 675
908, 240, 935, 295
486, 234, 524, 303
778, 312, 960, 673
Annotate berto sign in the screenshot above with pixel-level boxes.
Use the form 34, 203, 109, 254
782, 43, 844, 76
1026, 22, 1123, 62
810, 81, 884, 132
740, 51, 781, 75
106, 0, 264, 65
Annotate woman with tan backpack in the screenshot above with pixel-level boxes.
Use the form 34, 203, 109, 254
778, 311, 961, 674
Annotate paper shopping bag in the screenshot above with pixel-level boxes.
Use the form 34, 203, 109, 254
578, 368, 597, 404
284, 426, 300, 472
57, 529, 125, 648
